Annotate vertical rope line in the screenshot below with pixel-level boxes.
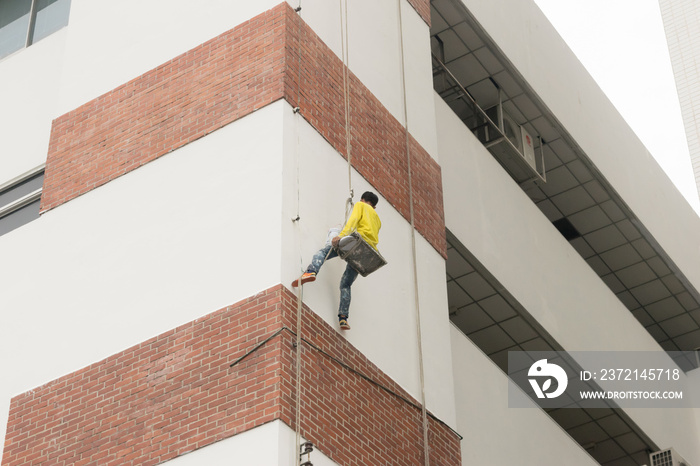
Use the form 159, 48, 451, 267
294, 284, 304, 466
294, 2, 303, 225
294, 4, 304, 464
340, 0, 354, 217
396, 0, 430, 464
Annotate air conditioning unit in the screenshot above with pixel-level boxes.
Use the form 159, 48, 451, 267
483, 106, 537, 172
519, 125, 537, 171
650, 448, 691, 466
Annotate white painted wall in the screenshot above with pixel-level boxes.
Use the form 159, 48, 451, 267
436, 93, 700, 464
300, 0, 438, 159
451, 326, 598, 465
660, 0, 700, 202
685, 370, 700, 463
0, 0, 437, 179
281, 101, 457, 430
1, 0, 454, 458
0, 102, 287, 451
0, 1, 290, 185
0, 29, 67, 179
458, 0, 700, 293
163, 420, 338, 466
0, 95, 457, 459
54, 0, 292, 117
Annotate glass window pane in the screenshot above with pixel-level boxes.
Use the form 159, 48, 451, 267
0, 199, 40, 236
31, 0, 70, 43
0, 0, 32, 59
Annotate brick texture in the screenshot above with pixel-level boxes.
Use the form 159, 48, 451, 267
407, 0, 431, 27
284, 4, 446, 257
278, 291, 461, 466
2, 286, 461, 465
41, 2, 446, 258
41, 7, 289, 214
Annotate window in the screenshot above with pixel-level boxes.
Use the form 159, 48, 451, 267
0, 0, 71, 60
0, 166, 44, 236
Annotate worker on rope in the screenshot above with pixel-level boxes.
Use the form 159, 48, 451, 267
292, 191, 381, 330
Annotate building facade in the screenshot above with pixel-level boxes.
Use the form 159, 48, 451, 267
1, 0, 699, 465
659, 0, 700, 203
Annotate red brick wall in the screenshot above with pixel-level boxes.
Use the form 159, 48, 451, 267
407, 0, 431, 26
41, 2, 445, 257
2, 289, 287, 466
285, 4, 446, 257
279, 290, 461, 466
41, 7, 288, 214
2, 286, 461, 465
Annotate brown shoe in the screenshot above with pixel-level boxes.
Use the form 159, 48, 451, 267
292, 272, 316, 287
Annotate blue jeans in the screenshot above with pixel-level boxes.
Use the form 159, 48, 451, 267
307, 244, 359, 318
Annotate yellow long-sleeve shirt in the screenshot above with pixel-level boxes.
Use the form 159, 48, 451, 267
338, 201, 381, 249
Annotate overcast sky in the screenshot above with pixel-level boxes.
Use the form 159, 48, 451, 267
533, 0, 700, 213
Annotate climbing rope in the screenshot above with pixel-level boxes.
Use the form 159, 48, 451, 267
294, 282, 304, 466
293, 4, 304, 465
289, 2, 431, 464
289, 4, 355, 463
396, 0, 431, 463
339, 0, 354, 219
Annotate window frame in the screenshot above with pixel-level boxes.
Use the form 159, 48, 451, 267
24, 0, 39, 48
0, 164, 44, 226
1, 0, 70, 60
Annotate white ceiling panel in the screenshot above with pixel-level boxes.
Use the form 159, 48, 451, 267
584, 225, 628, 252
659, 313, 699, 338
583, 180, 611, 204
568, 205, 612, 235
569, 237, 596, 258
601, 273, 626, 294
437, 29, 470, 62
630, 280, 672, 306
592, 439, 627, 463
551, 185, 596, 216
432, 0, 465, 27
600, 244, 643, 271
645, 296, 686, 321
568, 421, 609, 445
673, 329, 700, 350
500, 316, 538, 343
597, 415, 632, 438
615, 432, 647, 455
451, 20, 484, 48
468, 325, 515, 354
536, 199, 563, 222
615, 219, 642, 242
631, 308, 655, 327
540, 165, 579, 197
677, 291, 700, 311
451, 302, 493, 333
446, 280, 473, 308
616, 262, 657, 289
478, 293, 517, 322
449, 54, 490, 88
446, 247, 474, 278
456, 272, 496, 300
472, 46, 503, 74
430, 5, 449, 33
511, 94, 540, 120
